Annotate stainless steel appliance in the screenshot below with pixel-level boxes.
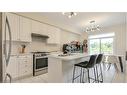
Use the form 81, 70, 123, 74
0, 13, 12, 83
33, 52, 49, 76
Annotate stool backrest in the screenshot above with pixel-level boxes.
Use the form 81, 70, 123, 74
87, 55, 97, 67
96, 54, 103, 64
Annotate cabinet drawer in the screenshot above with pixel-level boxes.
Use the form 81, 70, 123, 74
19, 55, 32, 67
19, 60, 32, 67
19, 64, 32, 69
19, 67, 32, 77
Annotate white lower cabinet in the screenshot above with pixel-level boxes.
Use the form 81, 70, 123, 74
6, 56, 19, 79
7, 54, 33, 80
18, 55, 33, 78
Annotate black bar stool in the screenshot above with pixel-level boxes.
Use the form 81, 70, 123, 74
72, 55, 97, 83
95, 54, 103, 83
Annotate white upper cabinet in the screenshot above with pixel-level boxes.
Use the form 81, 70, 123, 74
5, 13, 32, 42
31, 20, 47, 35
5, 13, 61, 44
31, 20, 60, 44
40, 23, 47, 35
19, 17, 32, 42
47, 25, 60, 44
31, 20, 41, 33
5, 13, 20, 41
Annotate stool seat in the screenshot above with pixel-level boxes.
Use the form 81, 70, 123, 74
74, 61, 88, 68
72, 55, 97, 83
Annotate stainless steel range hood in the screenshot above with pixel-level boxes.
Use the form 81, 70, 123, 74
31, 33, 49, 39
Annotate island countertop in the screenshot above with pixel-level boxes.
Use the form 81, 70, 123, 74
48, 52, 90, 83
48, 52, 89, 61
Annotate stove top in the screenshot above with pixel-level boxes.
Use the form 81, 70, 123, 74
31, 51, 50, 54
32, 51, 50, 57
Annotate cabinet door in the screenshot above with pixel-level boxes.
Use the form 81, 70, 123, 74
6, 13, 20, 41
6, 56, 19, 79
47, 25, 60, 44
40, 23, 47, 35
18, 55, 33, 77
20, 17, 32, 42
31, 20, 47, 35
55, 28, 61, 44
31, 20, 42, 33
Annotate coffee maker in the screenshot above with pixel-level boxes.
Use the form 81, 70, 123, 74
62, 42, 83, 54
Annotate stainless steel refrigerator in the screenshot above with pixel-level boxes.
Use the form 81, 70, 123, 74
0, 13, 12, 83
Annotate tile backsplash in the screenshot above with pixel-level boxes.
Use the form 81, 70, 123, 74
10, 37, 61, 55
28, 37, 61, 52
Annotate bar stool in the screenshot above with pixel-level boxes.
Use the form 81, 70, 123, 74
95, 54, 103, 83
72, 55, 97, 83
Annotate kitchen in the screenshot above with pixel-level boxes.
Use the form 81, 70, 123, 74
0, 12, 126, 83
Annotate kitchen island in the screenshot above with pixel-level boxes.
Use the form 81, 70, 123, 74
48, 53, 89, 83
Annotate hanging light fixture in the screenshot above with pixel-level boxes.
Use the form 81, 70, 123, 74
62, 12, 77, 18
85, 20, 100, 32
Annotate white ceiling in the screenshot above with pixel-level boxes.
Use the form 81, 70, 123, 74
39, 12, 125, 33
17, 12, 126, 33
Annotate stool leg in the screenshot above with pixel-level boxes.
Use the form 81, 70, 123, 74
107, 63, 111, 71
93, 67, 97, 83
100, 64, 103, 83
72, 66, 76, 83
82, 68, 85, 83
80, 68, 82, 83
87, 68, 90, 83
96, 65, 99, 83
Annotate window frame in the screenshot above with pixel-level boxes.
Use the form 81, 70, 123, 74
88, 36, 115, 54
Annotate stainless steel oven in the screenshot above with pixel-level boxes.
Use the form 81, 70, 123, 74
33, 52, 48, 76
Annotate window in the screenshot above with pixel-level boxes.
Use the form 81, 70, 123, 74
89, 33, 114, 55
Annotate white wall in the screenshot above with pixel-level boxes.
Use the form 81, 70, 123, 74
88, 24, 126, 55
80, 32, 88, 42
60, 29, 80, 44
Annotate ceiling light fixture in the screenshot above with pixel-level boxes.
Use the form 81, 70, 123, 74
62, 12, 77, 18
85, 20, 100, 32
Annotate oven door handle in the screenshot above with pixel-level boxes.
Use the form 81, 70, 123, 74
35, 56, 48, 59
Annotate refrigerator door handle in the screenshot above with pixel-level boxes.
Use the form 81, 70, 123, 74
4, 16, 12, 67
